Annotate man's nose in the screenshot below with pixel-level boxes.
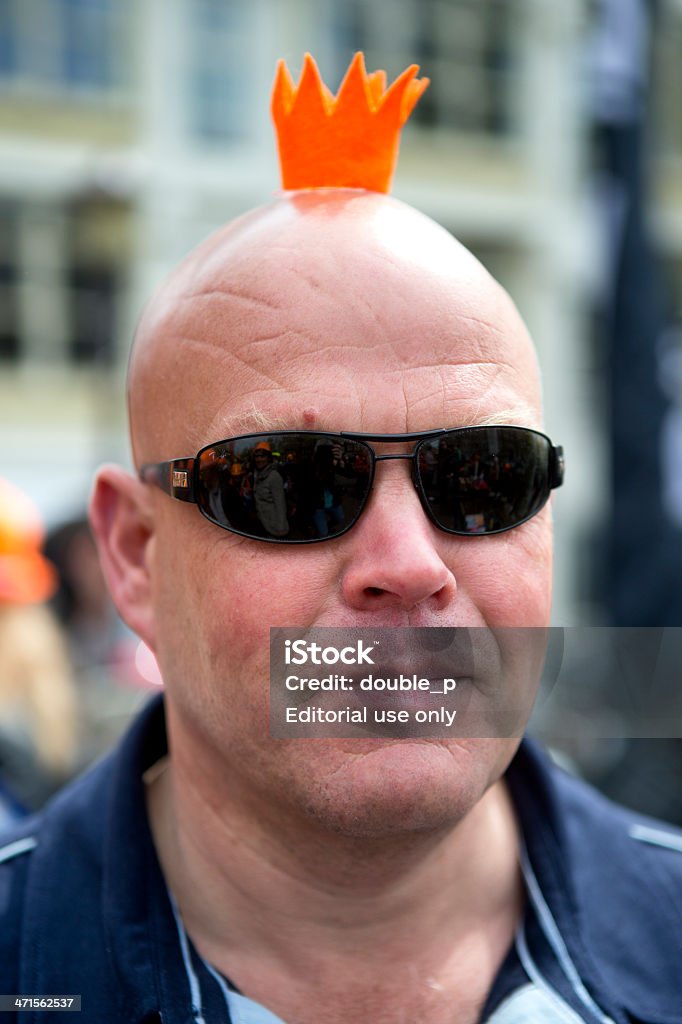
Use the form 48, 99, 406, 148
340, 467, 457, 614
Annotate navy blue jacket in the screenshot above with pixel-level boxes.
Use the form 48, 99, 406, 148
0, 696, 680, 1023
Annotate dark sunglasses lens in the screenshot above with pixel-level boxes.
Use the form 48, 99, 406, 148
418, 428, 551, 535
196, 434, 372, 541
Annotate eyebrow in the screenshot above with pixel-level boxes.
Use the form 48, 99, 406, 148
216, 405, 541, 435
469, 407, 542, 429
218, 410, 309, 435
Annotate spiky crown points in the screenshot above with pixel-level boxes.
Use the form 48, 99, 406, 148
271, 52, 429, 194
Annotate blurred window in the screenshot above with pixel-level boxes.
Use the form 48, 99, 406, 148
67, 266, 117, 365
55, 0, 118, 90
189, 0, 254, 142
328, 0, 514, 136
0, 0, 126, 96
65, 197, 128, 366
0, 197, 127, 366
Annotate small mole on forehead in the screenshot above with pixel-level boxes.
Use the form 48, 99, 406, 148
302, 408, 318, 427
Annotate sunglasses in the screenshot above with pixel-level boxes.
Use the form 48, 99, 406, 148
139, 426, 564, 544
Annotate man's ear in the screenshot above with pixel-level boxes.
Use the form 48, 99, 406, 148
89, 464, 156, 651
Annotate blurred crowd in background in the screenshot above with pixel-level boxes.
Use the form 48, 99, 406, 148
0, 478, 155, 826
1, 0, 681, 827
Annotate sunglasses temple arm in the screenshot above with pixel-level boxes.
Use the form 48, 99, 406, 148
139, 459, 197, 503
549, 446, 565, 490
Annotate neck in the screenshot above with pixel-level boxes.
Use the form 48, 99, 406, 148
146, 727, 523, 1024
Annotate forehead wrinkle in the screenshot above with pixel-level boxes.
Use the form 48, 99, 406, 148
191, 248, 351, 327
246, 357, 535, 412
229, 330, 533, 376
172, 246, 528, 383
455, 313, 506, 338
130, 193, 542, 464
445, 361, 537, 414
179, 284, 283, 314
399, 366, 541, 432
216, 257, 460, 360
159, 336, 288, 406
152, 333, 539, 453
455, 361, 535, 426
270, 257, 427, 352
231, 328, 347, 364
172, 287, 371, 369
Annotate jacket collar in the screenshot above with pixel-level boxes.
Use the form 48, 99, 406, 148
508, 739, 682, 1024
19, 698, 682, 1024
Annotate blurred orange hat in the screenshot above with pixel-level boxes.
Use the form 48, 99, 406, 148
0, 478, 57, 605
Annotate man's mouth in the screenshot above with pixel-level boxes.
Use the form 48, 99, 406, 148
270, 626, 546, 738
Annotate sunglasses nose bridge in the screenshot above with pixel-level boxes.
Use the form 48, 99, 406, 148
368, 446, 446, 530
368, 451, 424, 514
371, 450, 420, 487
372, 452, 416, 463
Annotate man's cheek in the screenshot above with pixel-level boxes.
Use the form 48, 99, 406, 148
199, 584, 275, 720
457, 543, 551, 626
208, 554, 336, 630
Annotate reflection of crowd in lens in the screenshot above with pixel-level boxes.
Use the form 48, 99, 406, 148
200, 437, 370, 541
252, 443, 289, 537
419, 438, 545, 534
198, 432, 550, 540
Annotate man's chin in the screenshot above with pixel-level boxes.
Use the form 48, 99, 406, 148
290, 737, 518, 840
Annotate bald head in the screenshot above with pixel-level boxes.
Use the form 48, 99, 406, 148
94, 190, 554, 843
129, 191, 540, 465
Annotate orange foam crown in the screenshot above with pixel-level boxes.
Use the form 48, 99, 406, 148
271, 52, 429, 194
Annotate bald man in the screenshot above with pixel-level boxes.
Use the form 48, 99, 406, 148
1, 193, 680, 1024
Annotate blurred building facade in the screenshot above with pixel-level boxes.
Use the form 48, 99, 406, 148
1, 0, 681, 624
